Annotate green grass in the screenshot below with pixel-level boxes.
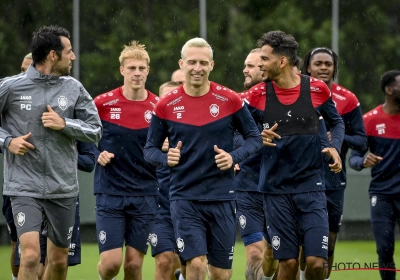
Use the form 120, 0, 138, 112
0, 241, 398, 279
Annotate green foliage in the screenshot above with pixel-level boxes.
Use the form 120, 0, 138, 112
1, 0, 399, 111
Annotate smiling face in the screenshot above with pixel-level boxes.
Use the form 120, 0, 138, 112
120, 58, 149, 91
243, 52, 262, 89
258, 44, 281, 82
52, 36, 76, 76
179, 46, 214, 88
307, 52, 334, 83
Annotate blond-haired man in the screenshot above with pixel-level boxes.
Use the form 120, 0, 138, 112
144, 38, 262, 280
94, 41, 159, 280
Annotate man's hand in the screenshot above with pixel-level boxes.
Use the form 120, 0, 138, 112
322, 147, 342, 173
363, 153, 383, 168
162, 138, 169, 152
168, 141, 182, 167
98, 151, 115, 166
8, 133, 35, 156
261, 123, 281, 147
214, 145, 233, 170
41, 105, 66, 130
234, 164, 240, 172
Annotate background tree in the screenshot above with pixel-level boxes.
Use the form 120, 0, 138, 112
1, 0, 400, 111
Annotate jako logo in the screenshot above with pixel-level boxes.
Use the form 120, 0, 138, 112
110, 108, 121, 111
20, 96, 32, 100
174, 106, 184, 111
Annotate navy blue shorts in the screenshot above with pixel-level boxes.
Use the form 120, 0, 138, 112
264, 191, 329, 260
370, 195, 400, 253
14, 198, 82, 266
170, 200, 236, 269
2, 195, 17, 242
95, 194, 158, 254
236, 191, 265, 238
150, 215, 176, 257
325, 190, 344, 233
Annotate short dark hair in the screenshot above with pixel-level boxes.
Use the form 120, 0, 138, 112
303, 47, 339, 80
31, 25, 70, 64
257, 31, 298, 65
293, 57, 303, 70
380, 70, 400, 93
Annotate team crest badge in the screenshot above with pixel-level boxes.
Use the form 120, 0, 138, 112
272, 236, 280, 250
144, 110, 152, 123
148, 233, 158, 247
58, 96, 68, 110
371, 196, 377, 207
239, 215, 246, 229
99, 230, 106, 244
67, 226, 73, 240
17, 212, 25, 226
210, 104, 219, 117
177, 237, 185, 252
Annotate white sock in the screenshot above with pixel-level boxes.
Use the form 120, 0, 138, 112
300, 270, 306, 280
265, 274, 274, 280
325, 278, 330, 280
12, 275, 18, 280
179, 275, 185, 280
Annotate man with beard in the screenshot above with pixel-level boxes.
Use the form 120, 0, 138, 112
349, 70, 400, 280
0, 25, 102, 280
246, 31, 344, 280
235, 48, 278, 280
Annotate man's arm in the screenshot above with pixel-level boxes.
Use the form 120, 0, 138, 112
230, 105, 263, 164
144, 114, 169, 167
77, 141, 97, 172
0, 78, 13, 149
348, 148, 367, 171
62, 86, 102, 143
317, 97, 345, 153
343, 106, 368, 151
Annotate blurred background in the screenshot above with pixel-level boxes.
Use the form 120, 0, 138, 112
0, 0, 399, 243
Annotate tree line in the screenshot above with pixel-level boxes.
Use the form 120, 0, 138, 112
1, 0, 399, 111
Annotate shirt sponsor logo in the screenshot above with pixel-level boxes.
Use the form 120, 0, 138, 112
333, 92, 346, 100
167, 96, 182, 106
212, 93, 228, 102
173, 106, 185, 112
102, 99, 119, 106
20, 95, 32, 100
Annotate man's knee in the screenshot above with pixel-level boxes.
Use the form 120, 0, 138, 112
100, 257, 122, 276
21, 248, 41, 268
156, 252, 174, 273
208, 265, 232, 280
305, 257, 327, 277
246, 243, 264, 264
188, 256, 207, 274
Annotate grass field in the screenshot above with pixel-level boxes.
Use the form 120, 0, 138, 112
0, 240, 398, 279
